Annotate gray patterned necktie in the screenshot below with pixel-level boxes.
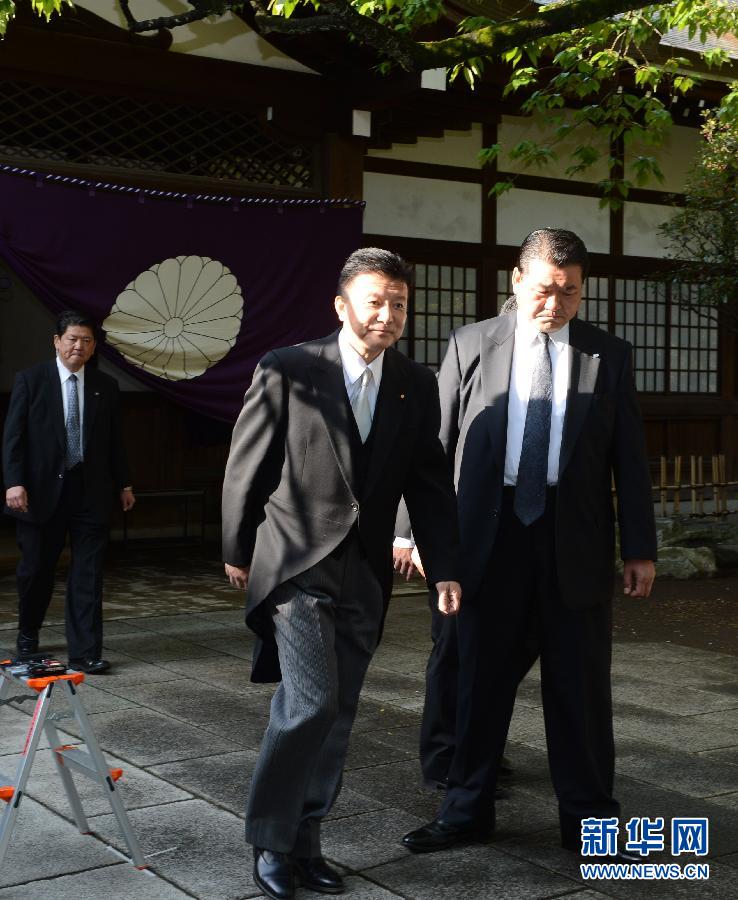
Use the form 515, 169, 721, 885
65, 374, 82, 469
351, 369, 374, 443
514, 333, 552, 525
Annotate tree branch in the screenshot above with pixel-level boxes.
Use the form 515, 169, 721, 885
119, 1, 243, 34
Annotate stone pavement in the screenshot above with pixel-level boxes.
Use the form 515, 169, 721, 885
1, 548, 738, 899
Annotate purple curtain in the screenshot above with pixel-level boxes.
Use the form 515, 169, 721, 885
0, 169, 363, 422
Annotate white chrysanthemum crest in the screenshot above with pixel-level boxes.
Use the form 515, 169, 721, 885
103, 256, 244, 381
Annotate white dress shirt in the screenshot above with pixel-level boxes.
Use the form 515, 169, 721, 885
504, 314, 570, 486
338, 328, 384, 421
56, 355, 86, 433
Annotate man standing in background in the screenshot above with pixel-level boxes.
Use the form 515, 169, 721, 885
3, 310, 134, 673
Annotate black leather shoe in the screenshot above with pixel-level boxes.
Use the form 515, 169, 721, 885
68, 658, 110, 674
402, 819, 492, 853
254, 848, 294, 900
16, 632, 39, 661
293, 856, 344, 894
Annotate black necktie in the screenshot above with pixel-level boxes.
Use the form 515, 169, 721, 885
514, 334, 552, 525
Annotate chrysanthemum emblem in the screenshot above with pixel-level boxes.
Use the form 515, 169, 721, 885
103, 256, 244, 381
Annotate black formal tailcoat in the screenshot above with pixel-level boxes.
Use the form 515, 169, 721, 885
222, 332, 460, 682
2, 360, 130, 525
436, 314, 657, 606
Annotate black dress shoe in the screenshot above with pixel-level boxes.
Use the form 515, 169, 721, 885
16, 632, 39, 661
293, 856, 344, 894
402, 819, 492, 853
68, 658, 110, 674
254, 848, 294, 900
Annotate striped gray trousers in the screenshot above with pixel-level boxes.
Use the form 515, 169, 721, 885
245, 536, 384, 857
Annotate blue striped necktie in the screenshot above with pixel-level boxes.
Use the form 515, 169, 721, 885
65, 374, 82, 469
514, 333, 552, 525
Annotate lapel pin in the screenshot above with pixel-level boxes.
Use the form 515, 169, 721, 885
400, 393, 405, 400
592, 354, 600, 359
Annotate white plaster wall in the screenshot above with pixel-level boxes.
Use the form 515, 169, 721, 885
625, 125, 701, 193
75, 1, 316, 72
367, 125, 483, 169
0, 258, 147, 392
498, 114, 610, 183
622, 203, 682, 258
363, 173, 482, 243
496, 189, 610, 253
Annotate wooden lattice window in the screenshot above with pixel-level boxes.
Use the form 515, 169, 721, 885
399, 264, 479, 369
495, 269, 718, 394
0, 80, 318, 191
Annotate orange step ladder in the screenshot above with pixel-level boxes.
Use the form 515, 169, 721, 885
0, 660, 146, 870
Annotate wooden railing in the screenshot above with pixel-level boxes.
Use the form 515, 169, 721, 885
652, 455, 736, 517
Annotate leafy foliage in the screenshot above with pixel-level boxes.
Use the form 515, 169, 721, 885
659, 109, 738, 320
5, 1, 738, 205
0, 0, 72, 36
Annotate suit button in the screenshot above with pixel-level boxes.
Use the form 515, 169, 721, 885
491, 509, 498, 518
351, 503, 359, 512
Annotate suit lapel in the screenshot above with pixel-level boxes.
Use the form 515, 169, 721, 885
363, 349, 404, 499
481, 315, 515, 469
309, 335, 355, 493
559, 319, 601, 477
48, 361, 66, 453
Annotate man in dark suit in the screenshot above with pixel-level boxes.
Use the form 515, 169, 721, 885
3, 310, 134, 674
222, 248, 461, 900
402, 229, 657, 858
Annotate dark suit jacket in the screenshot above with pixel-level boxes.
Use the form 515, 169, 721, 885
428, 314, 656, 607
222, 331, 460, 682
2, 360, 130, 525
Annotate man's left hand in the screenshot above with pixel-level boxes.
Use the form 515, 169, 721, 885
435, 581, 461, 616
623, 559, 655, 598
120, 488, 136, 512
393, 546, 419, 580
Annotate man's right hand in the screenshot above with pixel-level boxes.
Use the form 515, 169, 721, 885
225, 563, 250, 590
393, 546, 420, 580
435, 580, 462, 616
6, 486, 28, 514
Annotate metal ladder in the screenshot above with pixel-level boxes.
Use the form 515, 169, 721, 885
0, 661, 147, 870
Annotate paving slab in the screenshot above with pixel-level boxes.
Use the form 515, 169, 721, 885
343, 758, 447, 820
345, 733, 415, 770
367, 841, 581, 900
699, 747, 738, 768
56, 707, 243, 766
612, 702, 738, 753
149, 749, 256, 815
610, 674, 738, 717
0, 796, 118, 888
615, 738, 738, 798
321, 808, 429, 870
0, 863, 190, 899
89, 799, 259, 899
100, 632, 216, 662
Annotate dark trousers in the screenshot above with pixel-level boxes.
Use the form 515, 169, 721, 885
16, 466, 108, 661
420, 602, 537, 786
245, 537, 384, 857
419, 602, 458, 785
440, 487, 619, 847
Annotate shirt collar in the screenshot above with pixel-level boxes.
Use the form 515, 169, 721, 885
338, 328, 384, 385
514, 313, 570, 352
56, 355, 86, 384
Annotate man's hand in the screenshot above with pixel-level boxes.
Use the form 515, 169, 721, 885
411, 546, 426, 579
393, 546, 420, 580
435, 580, 461, 616
120, 489, 136, 512
6, 486, 28, 513
623, 559, 655, 598
225, 563, 250, 591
